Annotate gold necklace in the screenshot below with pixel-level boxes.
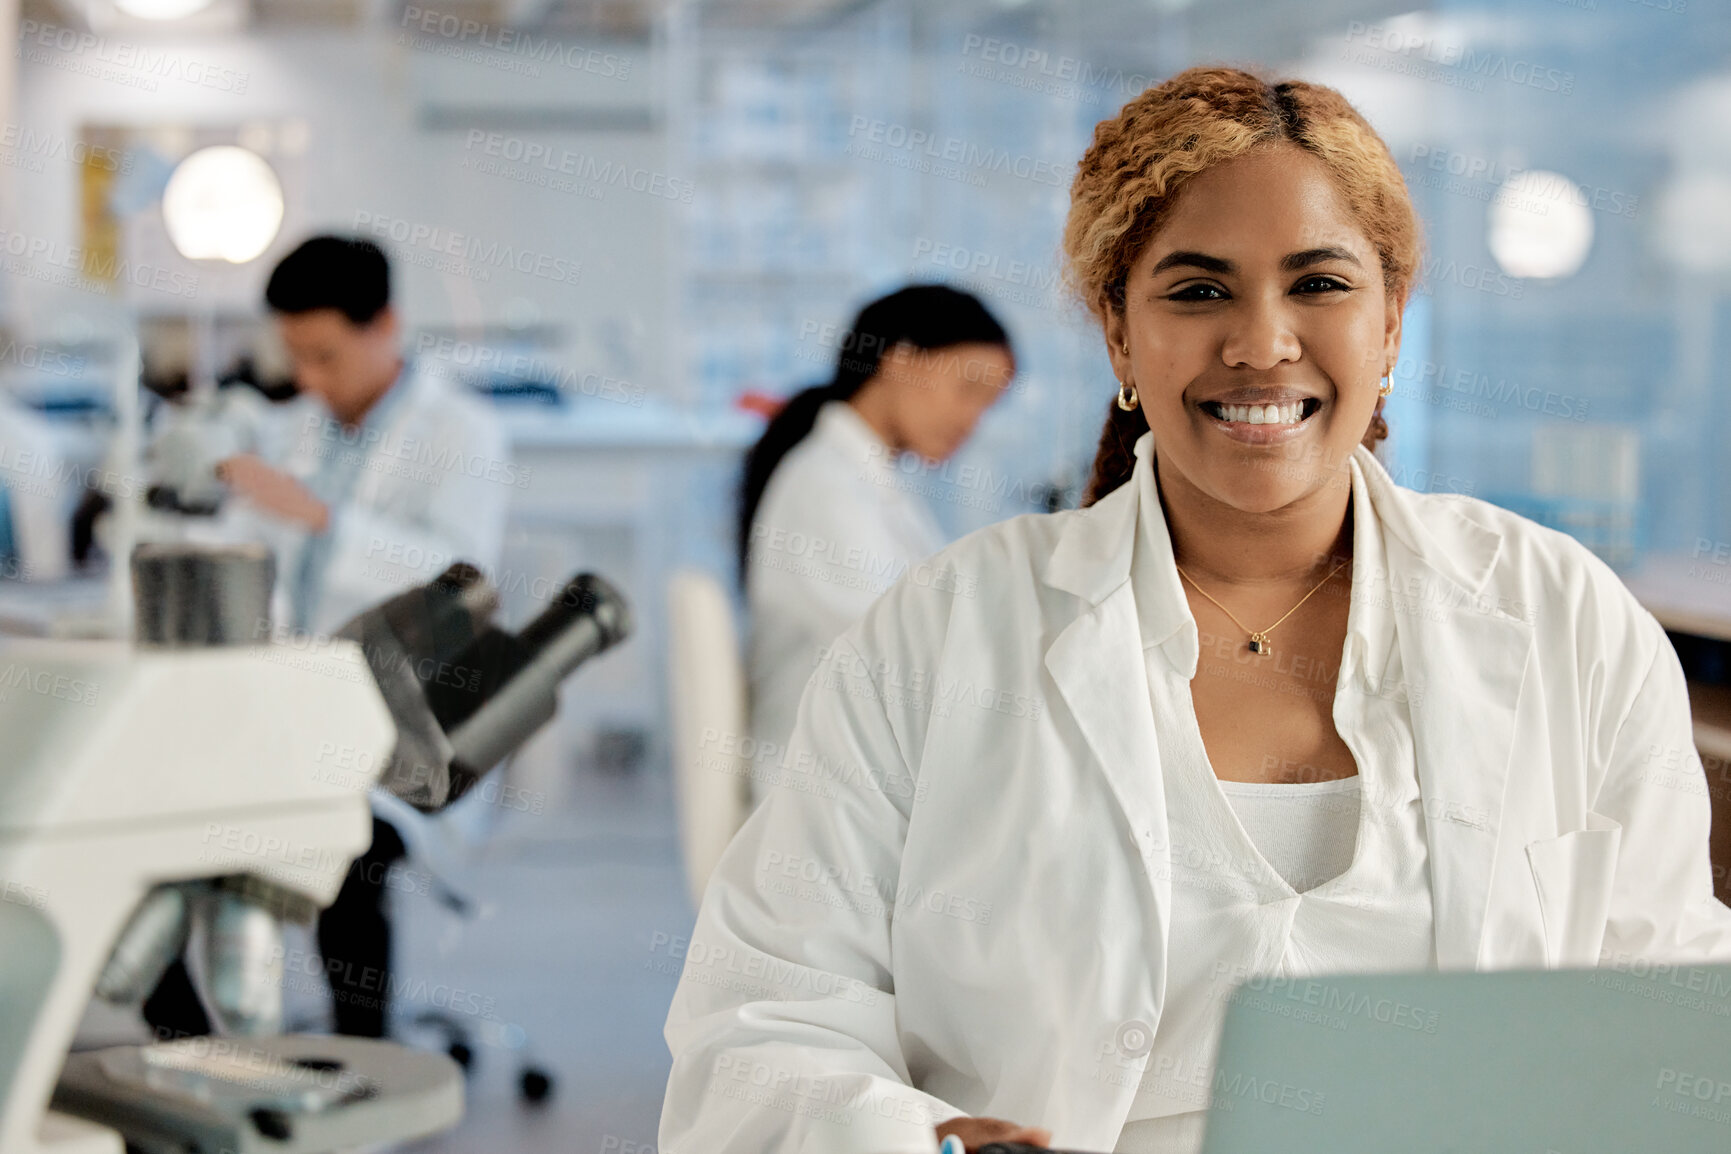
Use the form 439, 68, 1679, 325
1173, 557, 1349, 655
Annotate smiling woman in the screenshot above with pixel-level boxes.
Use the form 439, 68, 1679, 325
659, 65, 1731, 1154
1067, 68, 1423, 507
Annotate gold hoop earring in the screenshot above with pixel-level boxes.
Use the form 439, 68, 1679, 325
1378, 373, 1393, 398
1117, 381, 1140, 411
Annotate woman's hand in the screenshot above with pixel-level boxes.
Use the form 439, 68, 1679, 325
934, 1115, 1053, 1152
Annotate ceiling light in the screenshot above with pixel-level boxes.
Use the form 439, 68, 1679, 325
113, 0, 217, 18
162, 146, 285, 264
1487, 169, 1594, 280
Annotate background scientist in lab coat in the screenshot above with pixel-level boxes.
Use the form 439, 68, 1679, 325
217, 234, 511, 639
661, 67, 1731, 1154
737, 284, 1014, 802
218, 235, 512, 1038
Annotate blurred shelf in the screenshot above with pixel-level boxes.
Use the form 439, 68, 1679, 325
1622, 555, 1731, 645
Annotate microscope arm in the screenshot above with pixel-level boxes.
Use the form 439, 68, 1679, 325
335, 564, 632, 811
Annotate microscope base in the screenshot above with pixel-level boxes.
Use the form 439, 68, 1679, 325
34, 1110, 124, 1154
51, 1034, 462, 1154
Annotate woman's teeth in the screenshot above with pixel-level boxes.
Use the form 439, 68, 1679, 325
1207, 400, 1310, 425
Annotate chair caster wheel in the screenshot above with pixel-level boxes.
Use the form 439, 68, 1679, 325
520, 1066, 554, 1103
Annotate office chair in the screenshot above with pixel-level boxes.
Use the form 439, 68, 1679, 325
665, 569, 754, 909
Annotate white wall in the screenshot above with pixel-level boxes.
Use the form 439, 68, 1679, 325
8, 17, 673, 391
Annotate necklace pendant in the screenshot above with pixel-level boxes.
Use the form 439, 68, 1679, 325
1248, 635, 1267, 655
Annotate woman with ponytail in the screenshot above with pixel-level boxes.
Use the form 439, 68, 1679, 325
738, 284, 1013, 794
665, 68, 1731, 1154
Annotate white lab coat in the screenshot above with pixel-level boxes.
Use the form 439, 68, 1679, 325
267, 363, 512, 636
661, 431, 1731, 1154
746, 401, 947, 796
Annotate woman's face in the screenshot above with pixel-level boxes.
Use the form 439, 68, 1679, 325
1105, 143, 1402, 513
870, 341, 1015, 461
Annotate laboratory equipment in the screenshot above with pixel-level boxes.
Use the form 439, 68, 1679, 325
0, 541, 630, 1153
141, 379, 278, 516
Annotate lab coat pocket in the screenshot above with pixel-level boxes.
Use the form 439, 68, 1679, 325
1525, 811, 1623, 968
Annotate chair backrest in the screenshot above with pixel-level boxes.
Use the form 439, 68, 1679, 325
665, 569, 754, 909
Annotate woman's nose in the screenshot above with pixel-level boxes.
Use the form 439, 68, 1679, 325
1220, 296, 1302, 371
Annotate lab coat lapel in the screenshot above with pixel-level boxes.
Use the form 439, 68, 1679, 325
1360, 449, 1535, 970
1044, 584, 1172, 908
1040, 473, 1174, 948
348, 363, 428, 507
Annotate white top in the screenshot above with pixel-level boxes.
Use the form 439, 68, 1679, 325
1216, 777, 1363, 893
1114, 454, 1437, 1154
745, 401, 947, 800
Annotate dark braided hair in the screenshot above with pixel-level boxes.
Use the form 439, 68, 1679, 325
737, 284, 1012, 582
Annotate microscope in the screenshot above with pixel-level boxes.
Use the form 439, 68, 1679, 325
0, 542, 631, 1154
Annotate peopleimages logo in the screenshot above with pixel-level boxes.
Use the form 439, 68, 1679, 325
17, 19, 250, 93
909, 238, 1062, 299
0, 227, 199, 299
461, 131, 693, 203
845, 117, 1067, 187
1412, 253, 1524, 300
0, 124, 131, 174
957, 34, 1156, 104
0, 661, 98, 705
414, 333, 645, 407
0, 337, 83, 378
1344, 21, 1575, 95
1407, 144, 1639, 219
352, 211, 579, 287
398, 6, 631, 79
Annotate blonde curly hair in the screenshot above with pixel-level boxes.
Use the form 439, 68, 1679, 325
1064, 66, 1424, 503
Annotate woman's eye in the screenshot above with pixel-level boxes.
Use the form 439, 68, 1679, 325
1294, 276, 1350, 294
1167, 283, 1227, 302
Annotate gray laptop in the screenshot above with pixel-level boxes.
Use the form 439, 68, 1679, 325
1198, 964, 1731, 1154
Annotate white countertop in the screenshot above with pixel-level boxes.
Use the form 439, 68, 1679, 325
496, 397, 763, 451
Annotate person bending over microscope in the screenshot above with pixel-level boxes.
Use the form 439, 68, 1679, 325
143, 236, 513, 1040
